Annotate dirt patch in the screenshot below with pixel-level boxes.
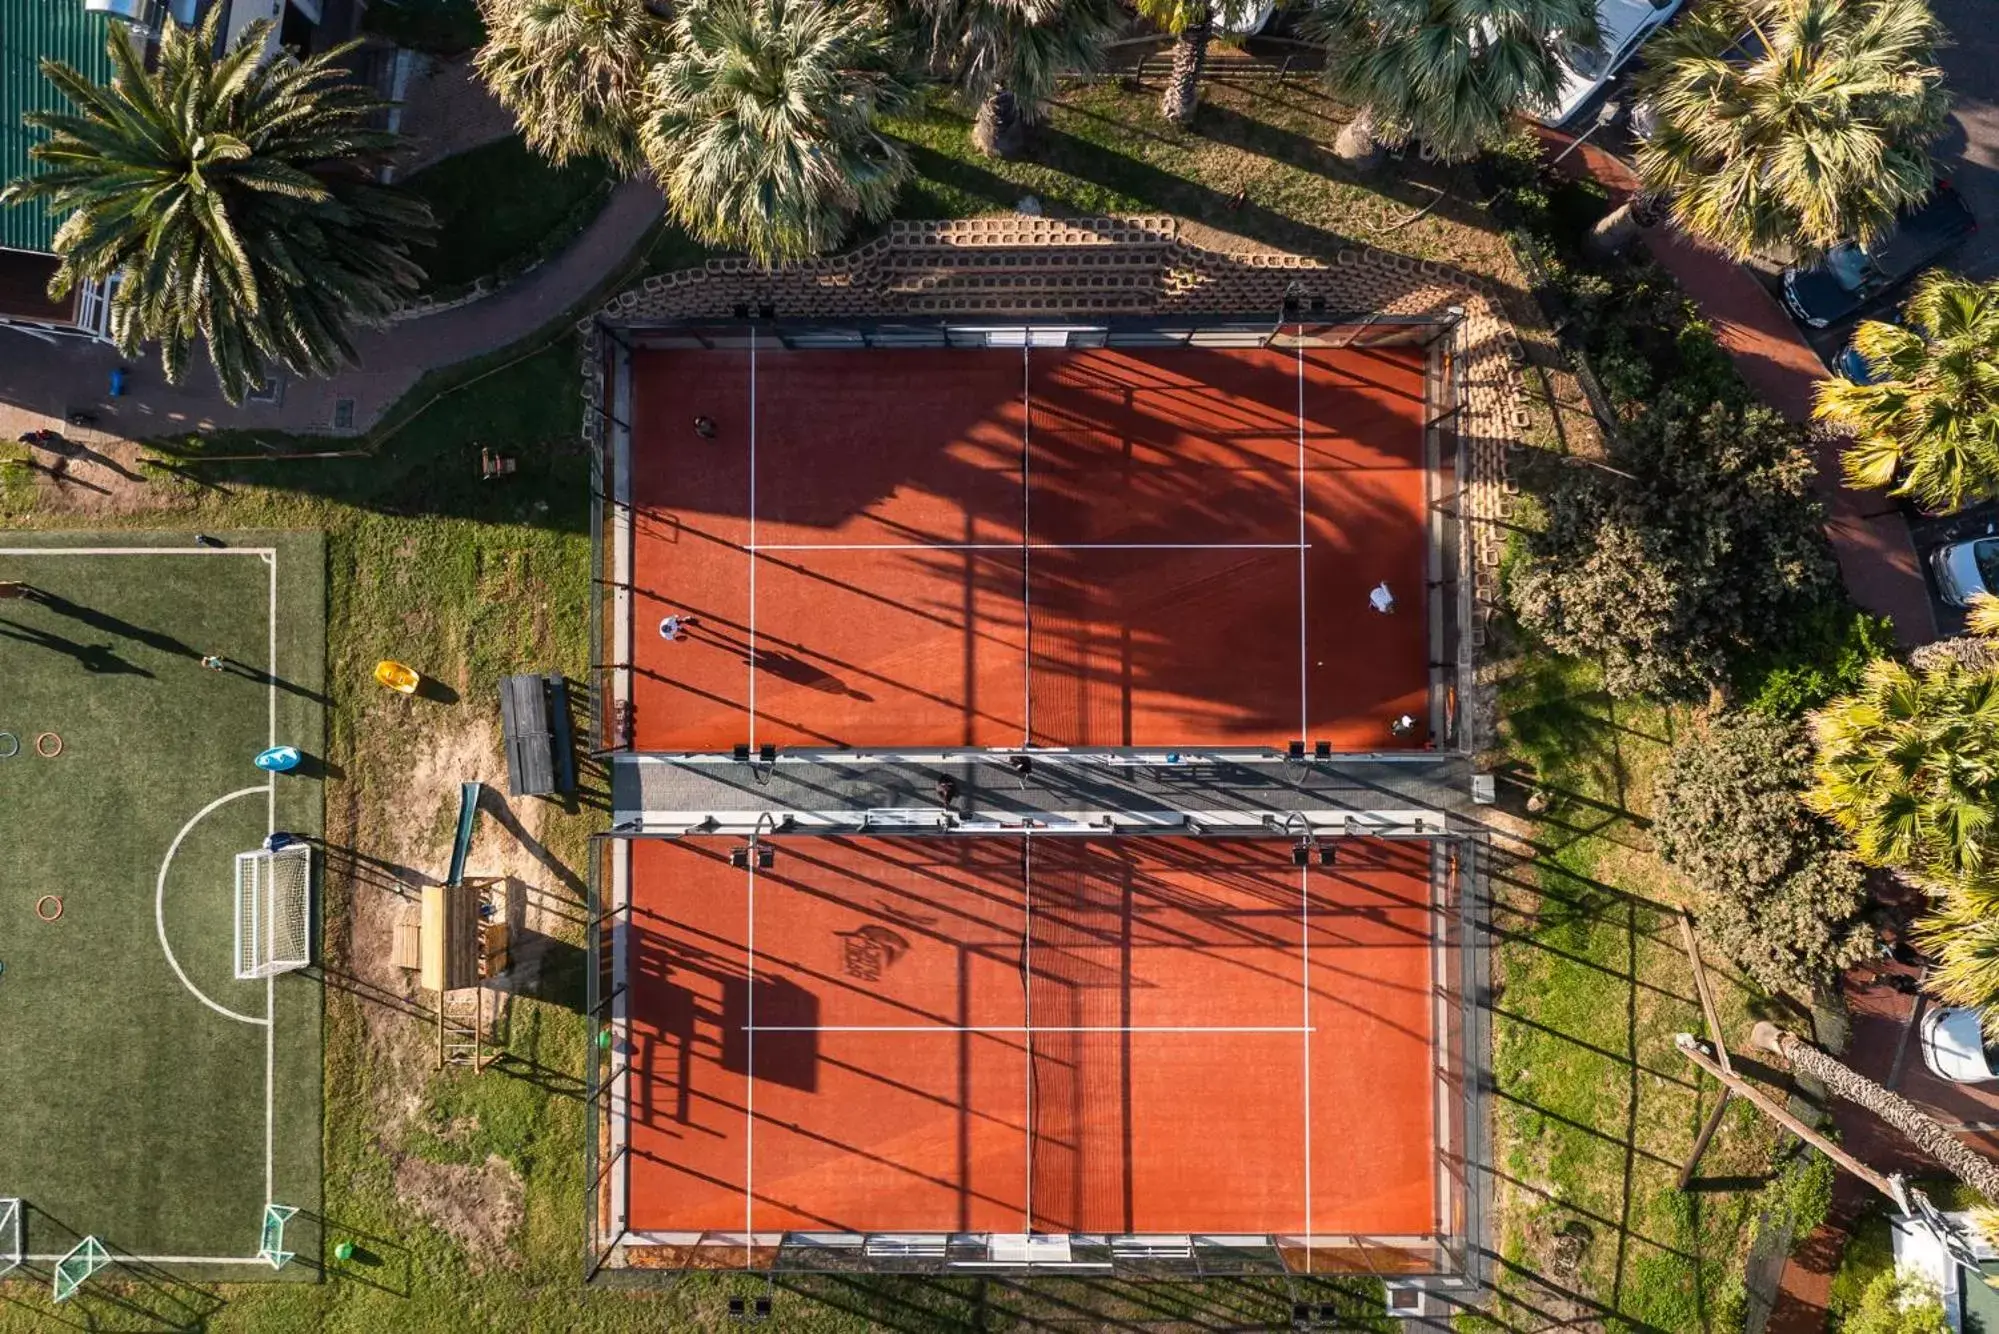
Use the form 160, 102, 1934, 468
392, 1152, 524, 1268
18, 433, 174, 516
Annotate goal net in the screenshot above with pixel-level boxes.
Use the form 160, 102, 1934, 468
0, 1198, 18, 1279
235, 844, 312, 979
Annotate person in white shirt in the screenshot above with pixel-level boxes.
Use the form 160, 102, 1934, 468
1368, 581, 1395, 614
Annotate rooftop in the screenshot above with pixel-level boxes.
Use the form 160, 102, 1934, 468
0, 0, 119, 255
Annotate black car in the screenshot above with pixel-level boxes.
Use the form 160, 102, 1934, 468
1780, 182, 1978, 329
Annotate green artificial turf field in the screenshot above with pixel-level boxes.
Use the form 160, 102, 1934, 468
0, 532, 324, 1295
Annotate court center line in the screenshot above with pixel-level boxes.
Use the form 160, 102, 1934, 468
1020, 342, 1033, 749
744, 542, 1314, 552
743, 845, 756, 1263
1301, 858, 1315, 1258
1296, 327, 1310, 746
743, 1032, 1319, 1040
1022, 829, 1034, 1235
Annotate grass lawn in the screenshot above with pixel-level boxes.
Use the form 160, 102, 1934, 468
404, 137, 615, 297
0, 77, 1803, 1332
0, 534, 323, 1313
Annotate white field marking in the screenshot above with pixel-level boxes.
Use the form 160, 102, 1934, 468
745, 542, 1312, 552
0, 547, 276, 556
263, 548, 278, 1207
20, 1255, 277, 1265
156, 787, 271, 1027
747, 326, 758, 753
743, 1032, 1319, 1040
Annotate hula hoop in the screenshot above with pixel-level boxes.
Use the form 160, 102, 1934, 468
35, 732, 62, 758
35, 895, 63, 922
0, 732, 16, 759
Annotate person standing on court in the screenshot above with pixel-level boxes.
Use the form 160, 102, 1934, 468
693, 416, 717, 439
1368, 581, 1395, 614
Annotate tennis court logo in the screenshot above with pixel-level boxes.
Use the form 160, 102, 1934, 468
837, 925, 910, 982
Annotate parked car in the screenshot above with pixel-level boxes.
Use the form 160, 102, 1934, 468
1781, 183, 1978, 329
1833, 339, 1876, 383
1930, 537, 1999, 608
1921, 1006, 1999, 1083
1535, 0, 1686, 127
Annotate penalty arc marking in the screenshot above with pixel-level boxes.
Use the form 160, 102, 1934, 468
156, 786, 271, 1028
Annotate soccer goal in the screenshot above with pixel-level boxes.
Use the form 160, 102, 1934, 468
0, 1197, 19, 1279
51, 1235, 107, 1303
235, 844, 313, 980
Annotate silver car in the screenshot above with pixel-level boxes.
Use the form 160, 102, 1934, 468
1930, 537, 1999, 608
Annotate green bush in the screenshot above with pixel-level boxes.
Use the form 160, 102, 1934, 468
1507, 395, 1836, 698
1842, 1271, 1950, 1334
1654, 711, 1872, 998
1734, 602, 1899, 717
364, 0, 485, 54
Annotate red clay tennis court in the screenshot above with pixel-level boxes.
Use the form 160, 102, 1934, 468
622, 834, 1440, 1246
627, 341, 1434, 753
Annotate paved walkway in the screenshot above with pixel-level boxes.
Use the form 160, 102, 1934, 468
1539, 133, 1940, 647
0, 177, 665, 446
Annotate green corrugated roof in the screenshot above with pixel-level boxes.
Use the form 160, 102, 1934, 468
2, 1, 120, 254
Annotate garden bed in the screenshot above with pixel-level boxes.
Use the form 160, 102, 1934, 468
402, 137, 616, 302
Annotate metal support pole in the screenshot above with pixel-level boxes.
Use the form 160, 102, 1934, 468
1675, 1035, 1907, 1207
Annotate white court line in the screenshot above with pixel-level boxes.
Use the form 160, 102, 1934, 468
1295, 328, 1309, 745
743, 837, 757, 1265
156, 787, 270, 1027
743, 1032, 1319, 1040
1020, 343, 1033, 748
1296, 334, 1315, 1252
747, 326, 759, 752
1022, 831, 1034, 1234
746, 542, 1313, 552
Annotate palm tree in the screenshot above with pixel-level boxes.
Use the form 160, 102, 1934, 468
1133, 0, 1262, 126
1751, 1022, 1999, 1201
914, 0, 1124, 157
642, 0, 913, 264
1916, 885, 1999, 1026
1816, 272, 1999, 514
1806, 635, 1999, 881
0, 12, 433, 405
1634, 0, 1947, 261
1301, 0, 1601, 167
475, 0, 670, 173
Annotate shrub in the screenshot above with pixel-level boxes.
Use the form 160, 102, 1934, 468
1841, 1271, 1949, 1334
1655, 711, 1872, 999
1734, 603, 1900, 718
1508, 395, 1836, 698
